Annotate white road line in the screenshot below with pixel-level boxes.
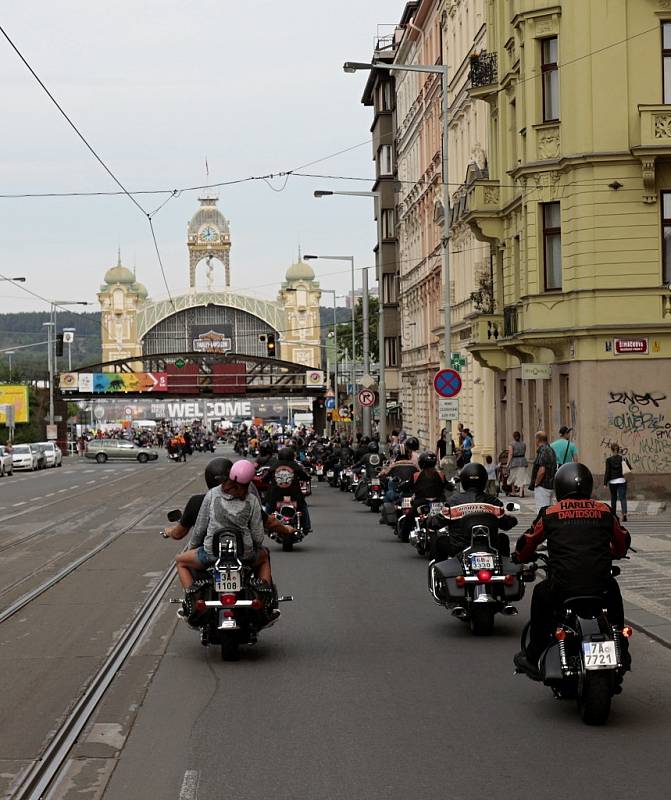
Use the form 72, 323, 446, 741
12, 502, 26, 507
179, 770, 199, 800
86, 480, 96, 485
45, 493, 55, 497
70, 485, 79, 489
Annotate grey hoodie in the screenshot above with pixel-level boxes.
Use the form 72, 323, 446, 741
189, 487, 264, 556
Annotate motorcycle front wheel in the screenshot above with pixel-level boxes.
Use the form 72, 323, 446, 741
470, 607, 495, 636
578, 672, 612, 725
221, 635, 240, 662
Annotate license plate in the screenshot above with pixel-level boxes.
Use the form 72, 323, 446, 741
401, 497, 412, 509
316, 467, 323, 474
470, 554, 495, 570
430, 502, 443, 515
582, 640, 618, 670
214, 571, 242, 593
327, 471, 334, 477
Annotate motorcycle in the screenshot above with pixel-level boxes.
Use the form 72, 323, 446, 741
339, 467, 353, 493
326, 465, 339, 487
516, 553, 632, 725
271, 499, 307, 552
163, 510, 292, 661
428, 501, 525, 635
366, 475, 384, 513
408, 500, 445, 556
395, 493, 416, 542
300, 478, 312, 497
314, 461, 325, 482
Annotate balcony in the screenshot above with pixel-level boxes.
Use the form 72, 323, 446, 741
469, 52, 498, 99
633, 105, 671, 203
462, 180, 503, 243
464, 313, 507, 372
503, 305, 519, 338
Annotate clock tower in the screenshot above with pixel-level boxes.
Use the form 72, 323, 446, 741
187, 192, 231, 289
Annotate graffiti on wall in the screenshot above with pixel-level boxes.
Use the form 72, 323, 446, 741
605, 390, 671, 473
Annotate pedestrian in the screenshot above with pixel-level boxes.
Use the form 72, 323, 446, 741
436, 427, 455, 460
550, 425, 578, 466
484, 454, 498, 496
530, 431, 557, 511
604, 443, 631, 521
506, 430, 529, 497
461, 428, 474, 464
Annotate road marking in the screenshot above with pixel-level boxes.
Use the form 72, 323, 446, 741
179, 770, 199, 800
12, 502, 26, 507
58, 489, 68, 493
70, 484, 79, 489
86, 480, 96, 485
45, 493, 55, 497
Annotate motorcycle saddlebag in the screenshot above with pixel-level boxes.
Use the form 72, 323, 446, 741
501, 558, 525, 601
355, 482, 369, 502
433, 557, 466, 600
539, 642, 564, 683
380, 501, 398, 527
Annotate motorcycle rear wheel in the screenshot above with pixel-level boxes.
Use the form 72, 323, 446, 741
578, 672, 612, 725
282, 539, 294, 552
470, 607, 495, 636
221, 636, 240, 662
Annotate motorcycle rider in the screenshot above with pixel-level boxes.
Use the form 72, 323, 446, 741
397, 452, 448, 539
355, 441, 383, 478
265, 446, 312, 532
513, 462, 631, 677
256, 440, 275, 469
433, 462, 517, 559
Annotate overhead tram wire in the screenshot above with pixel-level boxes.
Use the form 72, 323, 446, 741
0, 22, 176, 310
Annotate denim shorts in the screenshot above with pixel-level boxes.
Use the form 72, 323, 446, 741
196, 546, 217, 567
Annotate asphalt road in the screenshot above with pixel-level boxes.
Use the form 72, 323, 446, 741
92, 476, 671, 800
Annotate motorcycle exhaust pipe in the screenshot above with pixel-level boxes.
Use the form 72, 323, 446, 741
451, 606, 468, 619
501, 605, 519, 616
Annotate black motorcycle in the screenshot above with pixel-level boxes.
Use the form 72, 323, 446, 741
516, 553, 632, 725
164, 511, 292, 661
270, 499, 307, 552
428, 502, 525, 635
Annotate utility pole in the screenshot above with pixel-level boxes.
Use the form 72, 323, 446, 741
361, 266, 371, 437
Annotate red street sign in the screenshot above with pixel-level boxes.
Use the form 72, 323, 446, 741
433, 368, 462, 398
614, 338, 648, 355
358, 389, 376, 407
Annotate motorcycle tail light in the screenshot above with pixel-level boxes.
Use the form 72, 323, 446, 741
223, 610, 235, 619
622, 626, 633, 638
503, 574, 515, 586
554, 628, 567, 641
455, 576, 465, 588
221, 594, 237, 607
251, 598, 263, 610
477, 570, 492, 583
195, 599, 206, 612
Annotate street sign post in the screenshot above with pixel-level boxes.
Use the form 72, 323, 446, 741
433, 368, 462, 398
357, 388, 376, 407
438, 398, 459, 420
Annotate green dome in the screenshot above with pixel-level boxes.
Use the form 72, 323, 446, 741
131, 282, 148, 299
285, 259, 315, 282
104, 264, 135, 285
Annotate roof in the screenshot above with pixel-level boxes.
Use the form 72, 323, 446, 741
187, 194, 230, 236
285, 259, 315, 282
103, 264, 135, 285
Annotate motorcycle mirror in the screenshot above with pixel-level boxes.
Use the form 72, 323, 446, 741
505, 502, 521, 513
166, 509, 182, 522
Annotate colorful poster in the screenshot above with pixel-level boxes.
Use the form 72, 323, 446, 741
78, 373, 93, 392
59, 372, 167, 394
0, 385, 29, 424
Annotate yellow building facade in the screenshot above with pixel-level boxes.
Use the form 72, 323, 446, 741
465, 0, 671, 495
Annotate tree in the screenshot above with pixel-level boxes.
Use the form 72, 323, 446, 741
332, 296, 379, 362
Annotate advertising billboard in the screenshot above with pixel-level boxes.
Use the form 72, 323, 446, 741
60, 372, 168, 393
0, 385, 29, 424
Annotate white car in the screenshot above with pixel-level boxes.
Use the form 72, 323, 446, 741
0, 445, 13, 477
38, 442, 63, 468
11, 444, 39, 471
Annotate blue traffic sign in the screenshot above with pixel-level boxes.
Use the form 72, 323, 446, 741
325, 397, 336, 410
433, 368, 462, 398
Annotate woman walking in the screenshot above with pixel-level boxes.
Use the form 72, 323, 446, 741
506, 431, 529, 497
604, 443, 631, 521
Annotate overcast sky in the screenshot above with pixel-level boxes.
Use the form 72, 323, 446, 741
0, 1, 397, 316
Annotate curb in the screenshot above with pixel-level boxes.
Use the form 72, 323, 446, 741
624, 599, 671, 650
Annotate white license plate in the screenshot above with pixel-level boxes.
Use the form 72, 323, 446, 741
401, 497, 413, 509
326, 471, 334, 477
470, 554, 495, 570
316, 467, 323, 474
214, 571, 242, 593
430, 502, 443, 515
583, 640, 618, 670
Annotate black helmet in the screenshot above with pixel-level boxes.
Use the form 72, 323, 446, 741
205, 457, 232, 489
405, 436, 420, 451
368, 441, 380, 453
259, 441, 273, 455
459, 462, 488, 493
555, 463, 593, 501
278, 447, 294, 462
418, 452, 437, 470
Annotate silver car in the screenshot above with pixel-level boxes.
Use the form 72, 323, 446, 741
85, 439, 159, 464
37, 442, 63, 468
11, 444, 39, 471
0, 445, 13, 477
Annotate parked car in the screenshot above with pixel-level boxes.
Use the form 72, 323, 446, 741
0, 445, 13, 477
85, 439, 159, 464
30, 444, 47, 470
37, 441, 63, 468
11, 444, 39, 471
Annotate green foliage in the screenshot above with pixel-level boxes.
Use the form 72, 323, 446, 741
332, 297, 379, 362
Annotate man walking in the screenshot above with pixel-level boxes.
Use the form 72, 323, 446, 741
551, 426, 578, 466
530, 431, 557, 511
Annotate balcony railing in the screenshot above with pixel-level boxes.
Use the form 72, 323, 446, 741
469, 52, 498, 88
503, 305, 518, 338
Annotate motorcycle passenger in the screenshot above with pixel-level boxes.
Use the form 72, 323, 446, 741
513, 463, 630, 677
165, 457, 232, 541
265, 447, 312, 532
380, 448, 419, 502
256, 440, 275, 469
433, 462, 517, 559
403, 436, 420, 468
413, 452, 447, 502
355, 441, 383, 478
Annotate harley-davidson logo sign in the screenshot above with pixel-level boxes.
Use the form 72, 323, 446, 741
192, 329, 232, 353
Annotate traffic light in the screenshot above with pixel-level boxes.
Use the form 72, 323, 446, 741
266, 333, 276, 358
55, 333, 64, 357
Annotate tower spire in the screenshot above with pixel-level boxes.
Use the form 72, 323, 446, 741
117, 246, 122, 267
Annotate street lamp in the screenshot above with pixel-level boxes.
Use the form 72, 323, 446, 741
312, 191, 385, 445
5, 351, 15, 381
63, 328, 76, 371
318, 288, 339, 395
0, 277, 26, 283
343, 59, 452, 427
45, 300, 89, 427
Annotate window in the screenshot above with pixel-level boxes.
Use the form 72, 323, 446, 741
379, 144, 393, 175
381, 208, 395, 239
662, 192, 671, 284
543, 202, 562, 290
377, 81, 392, 111
384, 336, 399, 367
664, 24, 671, 103
382, 273, 399, 304
541, 37, 559, 121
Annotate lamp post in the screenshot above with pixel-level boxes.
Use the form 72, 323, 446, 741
63, 328, 76, 371
46, 301, 89, 427
343, 59, 451, 428
0, 277, 26, 283
319, 288, 339, 394
311, 192, 384, 445
6, 351, 15, 381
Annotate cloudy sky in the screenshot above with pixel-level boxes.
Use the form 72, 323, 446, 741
0, 0, 397, 314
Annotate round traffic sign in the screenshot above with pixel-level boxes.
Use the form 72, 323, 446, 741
358, 389, 376, 407
433, 368, 462, 399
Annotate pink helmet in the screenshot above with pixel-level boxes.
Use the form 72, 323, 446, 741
229, 459, 256, 485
